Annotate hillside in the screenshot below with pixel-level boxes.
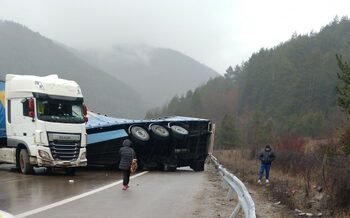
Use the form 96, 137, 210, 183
77, 45, 219, 108
147, 17, 350, 140
0, 21, 145, 118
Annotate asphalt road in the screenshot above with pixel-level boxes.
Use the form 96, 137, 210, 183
0, 164, 206, 218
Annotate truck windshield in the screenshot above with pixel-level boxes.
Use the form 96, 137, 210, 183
36, 96, 85, 124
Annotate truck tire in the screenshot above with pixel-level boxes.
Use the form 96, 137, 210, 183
19, 149, 34, 174
170, 125, 189, 140
191, 160, 205, 172
150, 124, 169, 140
65, 168, 76, 176
129, 125, 150, 144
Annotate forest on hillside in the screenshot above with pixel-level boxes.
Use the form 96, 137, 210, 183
148, 18, 350, 213
146, 17, 350, 148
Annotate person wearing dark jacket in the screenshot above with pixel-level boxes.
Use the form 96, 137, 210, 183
119, 139, 136, 190
258, 145, 276, 184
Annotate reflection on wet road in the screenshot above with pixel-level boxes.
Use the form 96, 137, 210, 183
0, 165, 206, 218
23, 168, 203, 218
0, 164, 123, 215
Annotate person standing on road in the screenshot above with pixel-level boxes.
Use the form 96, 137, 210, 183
119, 139, 136, 190
258, 145, 276, 184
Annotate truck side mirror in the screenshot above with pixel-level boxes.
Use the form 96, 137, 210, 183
83, 104, 88, 123
28, 98, 35, 119
28, 98, 34, 110
29, 111, 35, 118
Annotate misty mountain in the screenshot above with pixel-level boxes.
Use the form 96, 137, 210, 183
0, 21, 145, 118
77, 45, 219, 108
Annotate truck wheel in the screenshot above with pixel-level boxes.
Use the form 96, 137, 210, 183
150, 124, 169, 140
19, 149, 34, 174
170, 125, 189, 140
65, 168, 76, 176
191, 160, 205, 172
129, 125, 150, 144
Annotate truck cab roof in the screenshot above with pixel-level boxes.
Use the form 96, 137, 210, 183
5, 74, 83, 98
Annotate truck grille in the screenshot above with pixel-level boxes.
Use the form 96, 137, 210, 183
48, 133, 81, 161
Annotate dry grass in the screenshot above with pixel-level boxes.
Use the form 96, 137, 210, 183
214, 150, 301, 208
214, 147, 350, 217
213, 150, 294, 217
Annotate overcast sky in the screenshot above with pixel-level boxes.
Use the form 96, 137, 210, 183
1, 0, 350, 74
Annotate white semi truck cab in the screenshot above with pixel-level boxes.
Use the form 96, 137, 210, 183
0, 74, 87, 174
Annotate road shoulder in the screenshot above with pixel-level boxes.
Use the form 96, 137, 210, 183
184, 163, 236, 218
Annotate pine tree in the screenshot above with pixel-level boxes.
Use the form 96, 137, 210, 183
336, 54, 350, 115
218, 114, 240, 148
336, 54, 350, 155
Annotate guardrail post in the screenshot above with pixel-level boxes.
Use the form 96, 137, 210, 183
231, 203, 241, 218
221, 176, 228, 188
226, 188, 234, 201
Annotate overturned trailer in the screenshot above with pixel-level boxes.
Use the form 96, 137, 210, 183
86, 112, 212, 171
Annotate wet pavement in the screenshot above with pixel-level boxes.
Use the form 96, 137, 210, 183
0, 164, 123, 215
0, 165, 206, 218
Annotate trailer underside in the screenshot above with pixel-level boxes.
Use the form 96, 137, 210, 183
86, 112, 212, 171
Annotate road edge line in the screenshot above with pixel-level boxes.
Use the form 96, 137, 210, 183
14, 171, 149, 218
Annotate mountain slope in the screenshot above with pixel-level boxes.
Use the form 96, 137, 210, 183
78, 45, 219, 108
0, 21, 145, 118
147, 17, 350, 137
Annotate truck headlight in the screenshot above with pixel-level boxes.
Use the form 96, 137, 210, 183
38, 150, 51, 160
80, 152, 86, 160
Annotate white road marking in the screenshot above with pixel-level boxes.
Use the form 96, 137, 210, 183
14, 171, 149, 218
0, 210, 15, 218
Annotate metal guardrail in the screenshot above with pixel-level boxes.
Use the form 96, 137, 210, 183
210, 155, 256, 218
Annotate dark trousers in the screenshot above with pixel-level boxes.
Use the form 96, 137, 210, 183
123, 170, 131, 186
259, 163, 271, 180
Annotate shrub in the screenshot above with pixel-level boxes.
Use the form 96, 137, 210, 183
269, 180, 295, 209
324, 156, 350, 207
338, 122, 350, 155
276, 135, 306, 153
274, 135, 307, 175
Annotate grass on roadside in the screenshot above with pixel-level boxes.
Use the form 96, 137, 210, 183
214, 147, 350, 217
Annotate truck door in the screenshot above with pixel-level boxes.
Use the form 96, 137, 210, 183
6, 98, 35, 146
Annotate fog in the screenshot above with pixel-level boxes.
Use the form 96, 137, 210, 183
1, 0, 350, 73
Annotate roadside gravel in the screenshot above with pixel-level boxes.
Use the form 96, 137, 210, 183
185, 163, 239, 218
186, 161, 293, 218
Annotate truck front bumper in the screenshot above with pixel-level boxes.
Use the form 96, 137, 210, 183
33, 147, 87, 168
38, 158, 88, 168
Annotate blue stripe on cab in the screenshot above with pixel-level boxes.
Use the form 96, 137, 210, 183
87, 129, 128, 145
